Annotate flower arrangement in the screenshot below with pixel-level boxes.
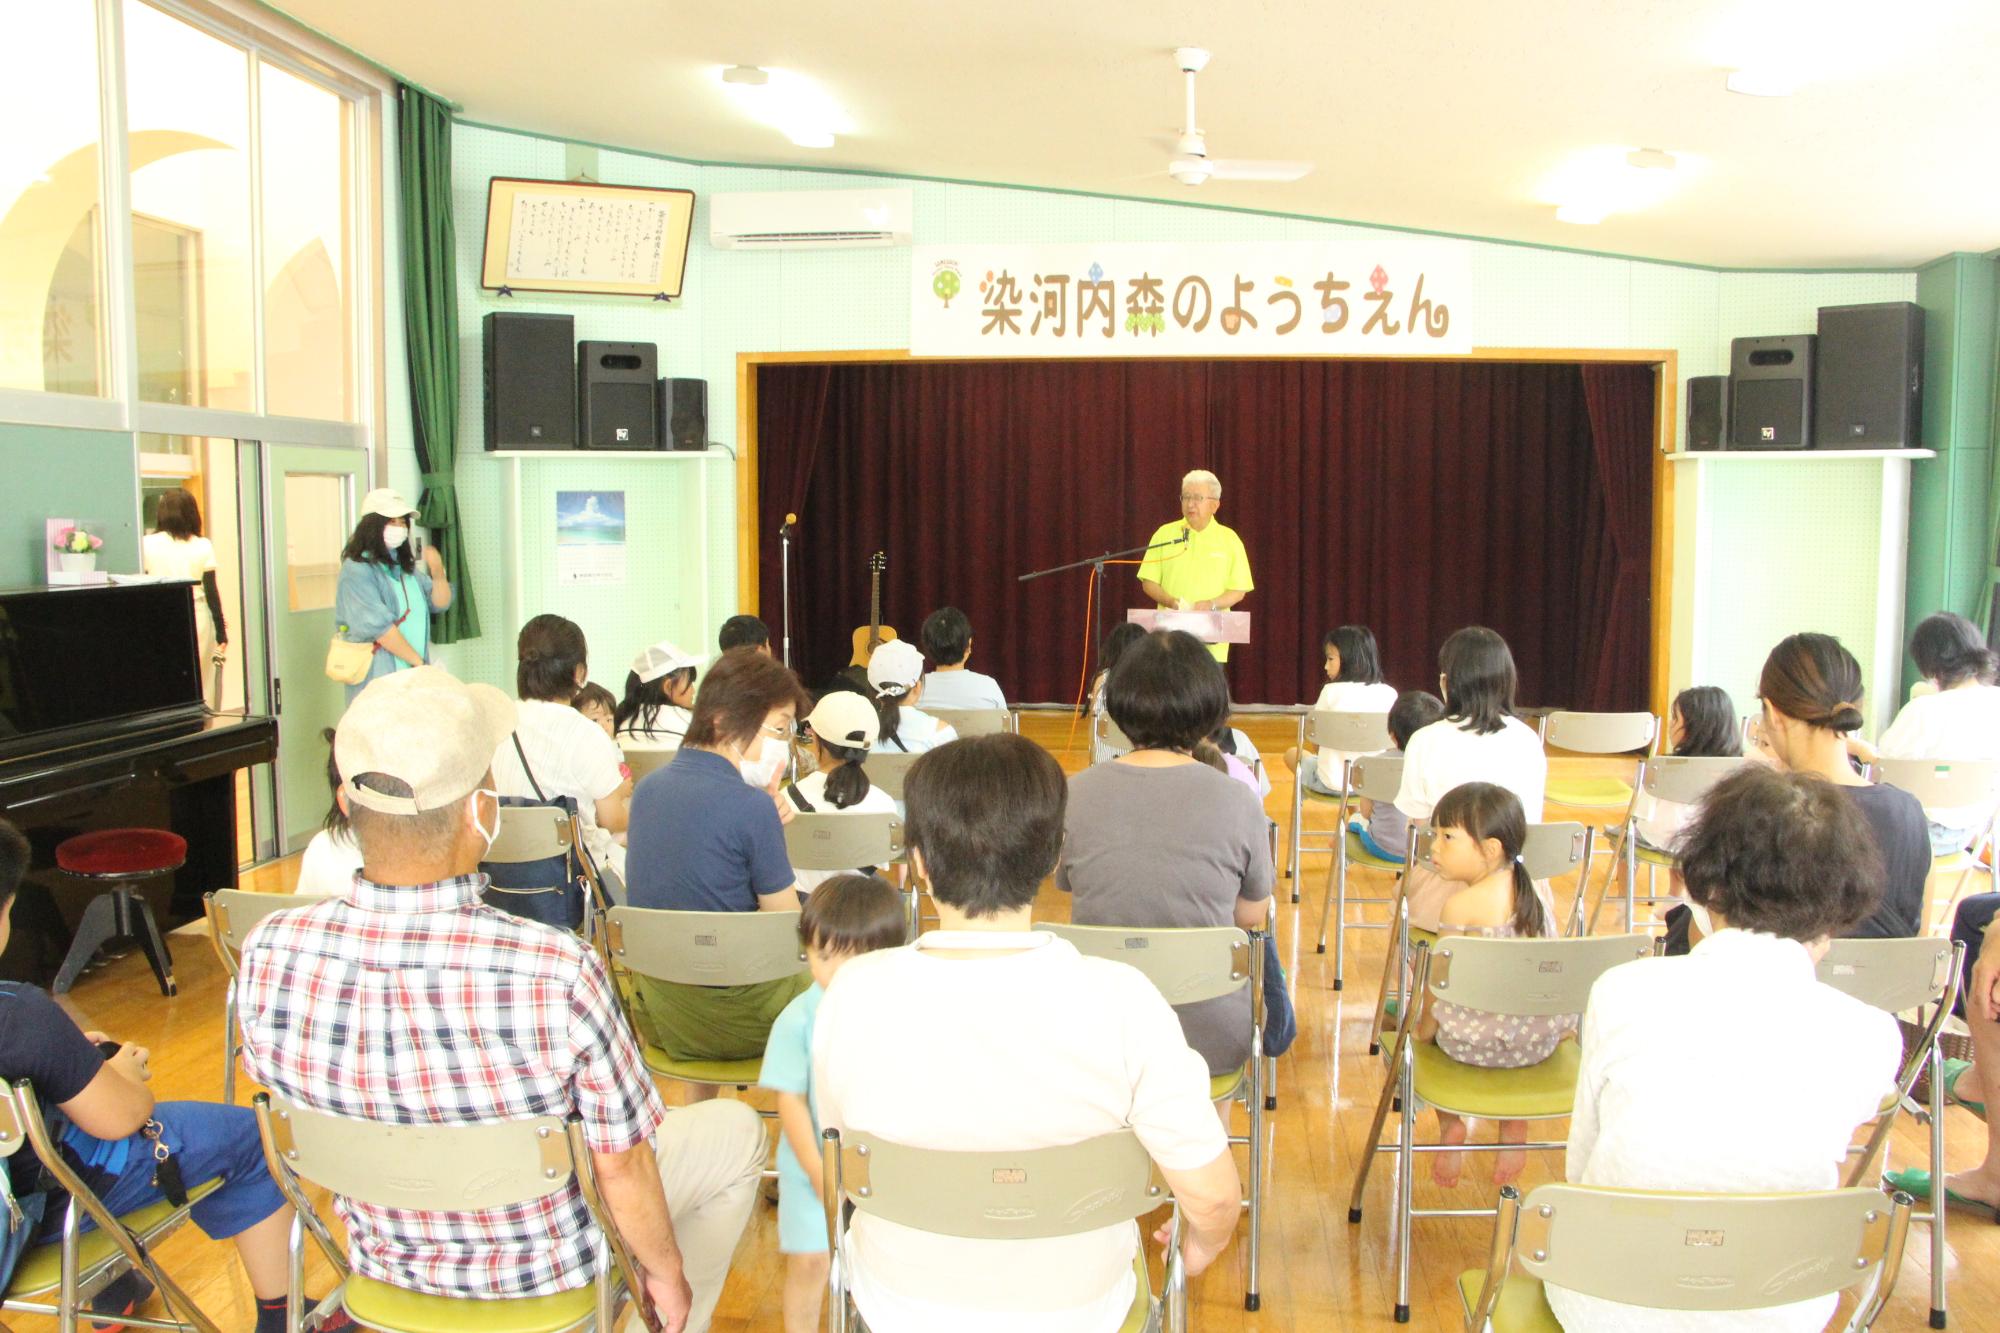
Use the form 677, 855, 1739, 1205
52, 526, 104, 555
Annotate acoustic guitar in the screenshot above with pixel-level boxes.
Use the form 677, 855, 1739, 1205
849, 551, 899, 666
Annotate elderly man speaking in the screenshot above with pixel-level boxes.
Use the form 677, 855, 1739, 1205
1136, 469, 1254, 661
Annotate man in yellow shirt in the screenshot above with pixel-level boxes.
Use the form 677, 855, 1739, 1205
1137, 469, 1254, 662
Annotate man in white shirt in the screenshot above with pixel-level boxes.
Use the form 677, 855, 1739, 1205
917, 606, 1008, 712
812, 734, 1240, 1333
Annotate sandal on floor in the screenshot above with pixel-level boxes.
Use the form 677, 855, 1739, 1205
1882, 1168, 2000, 1219
88, 1271, 155, 1333
1941, 1058, 1987, 1118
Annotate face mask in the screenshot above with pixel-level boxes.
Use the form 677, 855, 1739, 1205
739, 735, 788, 789
470, 788, 501, 856
1687, 901, 1716, 938
383, 524, 409, 550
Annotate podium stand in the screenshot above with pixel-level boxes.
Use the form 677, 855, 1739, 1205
1125, 608, 1251, 645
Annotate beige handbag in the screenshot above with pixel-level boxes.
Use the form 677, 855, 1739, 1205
325, 636, 375, 684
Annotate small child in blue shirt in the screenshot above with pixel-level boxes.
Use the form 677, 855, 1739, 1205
758, 873, 909, 1333
1349, 689, 1446, 862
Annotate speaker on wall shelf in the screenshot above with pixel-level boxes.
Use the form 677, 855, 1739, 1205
578, 341, 659, 450
484, 312, 576, 451
1814, 301, 1923, 449
658, 377, 709, 452
1729, 334, 1815, 450
1686, 375, 1729, 451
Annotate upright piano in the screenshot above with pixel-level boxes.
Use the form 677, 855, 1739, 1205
0, 581, 277, 985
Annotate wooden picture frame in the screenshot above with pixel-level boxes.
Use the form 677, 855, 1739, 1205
480, 176, 696, 299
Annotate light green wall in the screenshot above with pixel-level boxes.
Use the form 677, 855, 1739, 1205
0, 424, 139, 587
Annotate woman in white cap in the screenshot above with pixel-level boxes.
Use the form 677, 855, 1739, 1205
616, 640, 701, 751
866, 639, 958, 754
784, 691, 899, 893
332, 488, 452, 702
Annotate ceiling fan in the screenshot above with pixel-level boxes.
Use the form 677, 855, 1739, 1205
1163, 47, 1312, 186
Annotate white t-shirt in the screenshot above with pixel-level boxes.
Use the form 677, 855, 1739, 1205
491, 699, 628, 876
1394, 715, 1546, 821
919, 669, 1008, 712
813, 932, 1228, 1333
880, 705, 957, 755
782, 768, 899, 893
142, 531, 217, 582
1876, 683, 2000, 828
294, 827, 363, 898
1311, 680, 1399, 770
617, 705, 691, 752
1549, 930, 1900, 1332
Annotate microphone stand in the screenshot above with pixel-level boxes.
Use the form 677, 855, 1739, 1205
779, 519, 795, 669
1018, 531, 1189, 672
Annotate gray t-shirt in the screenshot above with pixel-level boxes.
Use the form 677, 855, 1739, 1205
1057, 760, 1276, 1074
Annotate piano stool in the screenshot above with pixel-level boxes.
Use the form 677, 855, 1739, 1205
50, 828, 188, 997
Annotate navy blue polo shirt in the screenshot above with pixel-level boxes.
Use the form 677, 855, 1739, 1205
625, 747, 795, 912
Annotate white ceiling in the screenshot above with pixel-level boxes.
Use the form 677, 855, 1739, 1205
280, 0, 2000, 269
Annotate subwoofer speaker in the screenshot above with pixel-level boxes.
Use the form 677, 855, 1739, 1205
1686, 375, 1728, 451
1729, 334, 1815, 450
657, 377, 708, 452
484, 312, 575, 450
577, 341, 659, 450
1814, 301, 1923, 449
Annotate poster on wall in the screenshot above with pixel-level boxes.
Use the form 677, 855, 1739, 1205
555, 490, 627, 586
909, 240, 1473, 358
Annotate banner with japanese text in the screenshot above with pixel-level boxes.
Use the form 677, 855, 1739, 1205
909, 240, 1472, 357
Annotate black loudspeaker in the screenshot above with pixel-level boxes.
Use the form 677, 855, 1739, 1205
484, 312, 575, 450
1729, 334, 1815, 450
1814, 301, 1924, 449
577, 341, 659, 450
657, 377, 708, 452
1686, 375, 1729, 451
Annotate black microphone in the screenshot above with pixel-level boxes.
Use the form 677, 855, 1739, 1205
1179, 523, 1190, 543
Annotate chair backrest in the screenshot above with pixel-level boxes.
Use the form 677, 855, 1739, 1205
784, 812, 905, 871
623, 746, 676, 784
1641, 754, 1751, 806
926, 708, 1012, 738
863, 751, 921, 800
1093, 711, 1135, 757
206, 889, 331, 956
256, 1092, 573, 1213
0, 1085, 22, 1159
1408, 821, 1590, 882
1816, 936, 1957, 1014
1308, 708, 1393, 754
484, 804, 574, 866
834, 1129, 1171, 1240
1541, 710, 1657, 756
606, 906, 807, 987
1868, 757, 2000, 814
1511, 1183, 1905, 1313
1425, 933, 1652, 1016
1035, 923, 1250, 1006
1347, 752, 1405, 804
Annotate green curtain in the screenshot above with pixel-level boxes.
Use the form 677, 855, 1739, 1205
397, 84, 479, 643
1982, 288, 2000, 638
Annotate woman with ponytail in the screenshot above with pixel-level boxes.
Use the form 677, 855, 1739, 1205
1865, 611, 2000, 855
1756, 632, 1928, 937
1415, 781, 1572, 1189
784, 692, 898, 893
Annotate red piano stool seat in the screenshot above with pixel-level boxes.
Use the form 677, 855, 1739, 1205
51, 828, 189, 998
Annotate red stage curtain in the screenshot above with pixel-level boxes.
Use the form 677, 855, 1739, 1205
756, 359, 1652, 710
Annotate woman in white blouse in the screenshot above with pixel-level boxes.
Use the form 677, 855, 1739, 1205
1395, 626, 1548, 930
1856, 611, 2000, 854
1550, 764, 1901, 1333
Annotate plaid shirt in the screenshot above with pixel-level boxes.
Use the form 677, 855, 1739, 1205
237, 873, 665, 1298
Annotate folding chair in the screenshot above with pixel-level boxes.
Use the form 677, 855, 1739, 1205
783, 811, 911, 934
1367, 822, 1596, 1057
621, 746, 676, 784
1314, 750, 1406, 989
861, 751, 920, 800
1868, 758, 2000, 934
2, 1082, 221, 1333
1094, 713, 1135, 763
1538, 710, 1658, 811
1286, 709, 1393, 895
251, 1092, 656, 1333
1459, 1182, 1911, 1332
1588, 754, 1749, 935
481, 804, 613, 942
1037, 922, 1266, 1311
1815, 936, 1964, 1328
925, 707, 1015, 737
1349, 932, 1652, 1322
204, 889, 334, 1104
821, 1128, 1187, 1333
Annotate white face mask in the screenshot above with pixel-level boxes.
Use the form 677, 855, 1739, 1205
383, 523, 409, 550
470, 788, 501, 856
738, 735, 788, 789
1687, 901, 1716, 938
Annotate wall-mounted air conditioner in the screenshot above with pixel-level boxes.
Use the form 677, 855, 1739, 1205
709, 188, 914, 250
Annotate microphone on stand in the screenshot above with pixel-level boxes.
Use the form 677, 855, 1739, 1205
780, 512, 797, 535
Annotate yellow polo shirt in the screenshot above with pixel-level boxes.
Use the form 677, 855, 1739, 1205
1135, 519, 1253, 660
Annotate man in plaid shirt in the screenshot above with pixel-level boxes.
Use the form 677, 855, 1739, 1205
239, 667, 765, 1333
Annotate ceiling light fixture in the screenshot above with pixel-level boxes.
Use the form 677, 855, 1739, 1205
1540, 145, 1699, 226
721, 65, 769, 87
1725, 67, 1797, 96
715, 65, 850, 150
1555, 203, 1608, 226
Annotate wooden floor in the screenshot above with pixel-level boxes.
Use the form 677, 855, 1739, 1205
29, 714, 2000, 1332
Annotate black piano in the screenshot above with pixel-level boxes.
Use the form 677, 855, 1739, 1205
0, 581, 277, 986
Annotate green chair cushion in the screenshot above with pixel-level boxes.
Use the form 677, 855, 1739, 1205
343, 1274, 603, 1333
1303, 784, 1345, 804
1457, 1269, 1561, 1333
1116, 1246, 1154, 1333
1209, 1069, 1245, 1103
1544, 778, 1634, 810
7, 1177, 222, 1299
640, 1044, 763, 1086
1344, 830, 1404, 871
1412, 1039, 1582, 1118
1635, 844, 1676, 868
1408, 926, 1438, 948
